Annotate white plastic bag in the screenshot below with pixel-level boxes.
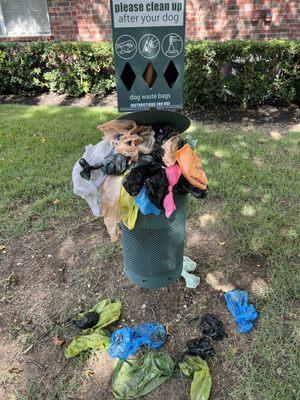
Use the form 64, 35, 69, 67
181, 256, 200, 289
72, 140, 114, 217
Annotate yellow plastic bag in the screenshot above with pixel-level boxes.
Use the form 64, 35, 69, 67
175, 144, 208, 190
120, 185, 138, 230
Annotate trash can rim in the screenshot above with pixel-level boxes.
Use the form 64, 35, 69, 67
118, 110, 190, 133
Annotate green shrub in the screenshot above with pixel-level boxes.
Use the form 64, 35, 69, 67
185, 39, 300, 107
0, 41, 47, 94
0, 39, 299, 106
0, 41, 115, 96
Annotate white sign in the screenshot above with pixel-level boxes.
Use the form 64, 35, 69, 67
111, 0, 184, 28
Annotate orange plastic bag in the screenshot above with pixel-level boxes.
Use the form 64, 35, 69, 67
175, 144, 208, 190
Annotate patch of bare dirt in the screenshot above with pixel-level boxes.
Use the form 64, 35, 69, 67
185, 104, 300, 136
0, 203, 269, 399
0, 92, 118, 108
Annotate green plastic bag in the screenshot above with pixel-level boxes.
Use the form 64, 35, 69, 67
65, 327, 110, 359
65, 299, 122, 359
112, 351, 175, 399
179, 356, 212, 400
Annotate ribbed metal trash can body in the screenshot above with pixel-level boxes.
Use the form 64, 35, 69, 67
121, 195, 187, 289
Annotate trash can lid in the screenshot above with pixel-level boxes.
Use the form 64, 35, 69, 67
118, 110, 190, 133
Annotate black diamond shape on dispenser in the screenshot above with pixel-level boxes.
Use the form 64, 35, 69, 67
142, 63, 157, 88
164, 61, 179, 88
121, 63, 136, 90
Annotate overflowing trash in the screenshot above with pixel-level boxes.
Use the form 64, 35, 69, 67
181, 256, 200, 288
108, 323, 166, 360
201, 313, 228, 340
224, 290, 259, 333
112, 351, 175, 399
180, 355, 212, 400
72, 119, 208, 242
65, 299, 122, 359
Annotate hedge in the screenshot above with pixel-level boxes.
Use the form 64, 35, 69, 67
0, 40, 299, 106
185, 40, 300, 107
0, 41, 115, 96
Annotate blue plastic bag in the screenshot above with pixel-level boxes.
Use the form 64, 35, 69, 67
108, 323, 166, 360
135, 186, 161, 216
224, 290, 259, 333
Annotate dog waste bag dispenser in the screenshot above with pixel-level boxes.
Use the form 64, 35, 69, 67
110, 0, 186, 112
110, 1, 189, 289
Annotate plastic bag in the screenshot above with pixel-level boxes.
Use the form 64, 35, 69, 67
163, 164, 182, 218
153, 124, 179, 145
100, 153, 129, 175
175, 175, 208, 199
187, 336, 215, 360
98, 119, 137, 143
184, 135, 198, 150
79, 153, 129, 179
202, 314, 227, 340
161, 134, 180, 167
175, 144, 208, 190
179, 356, 212, 400
120, 185, 138, 230
72, 140, 114, 217
135, 186, 161, 216
136, 127, 156, 154
108, 323, 166, 360
112, 351, 175, 399
75, 312, 99, 329
123, 156, 161, 196
181, 256, 200, 289
65, 299, 122, 359
116, 134, 143, 162
224, 290, 259, 333
65, 328, 110, 359
145, 169, 169, 211
99, 175, 123, 242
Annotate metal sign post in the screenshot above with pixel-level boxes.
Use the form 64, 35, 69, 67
110, 0, 186, 112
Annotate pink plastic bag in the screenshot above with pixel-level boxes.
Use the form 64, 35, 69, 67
163, 164, 182, 218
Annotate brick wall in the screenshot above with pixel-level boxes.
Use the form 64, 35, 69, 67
0, 0, 299, 42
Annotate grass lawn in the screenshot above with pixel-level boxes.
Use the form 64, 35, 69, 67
0, 104, 299, 400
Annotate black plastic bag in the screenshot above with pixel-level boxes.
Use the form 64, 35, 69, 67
175, 175, 208, 199
153, 124, 178, 145
75, 311, 99, 329
202, 313, 228, 340
187, 336, 215, 360
79, 154, 129, 180
79, 158, 96, 180
100, 153, 129, 175
144, 169, 169, 211
123, 155, 161, 196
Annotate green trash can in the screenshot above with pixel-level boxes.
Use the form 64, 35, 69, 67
121, 194, 187, 289
119, 110, 190, 289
